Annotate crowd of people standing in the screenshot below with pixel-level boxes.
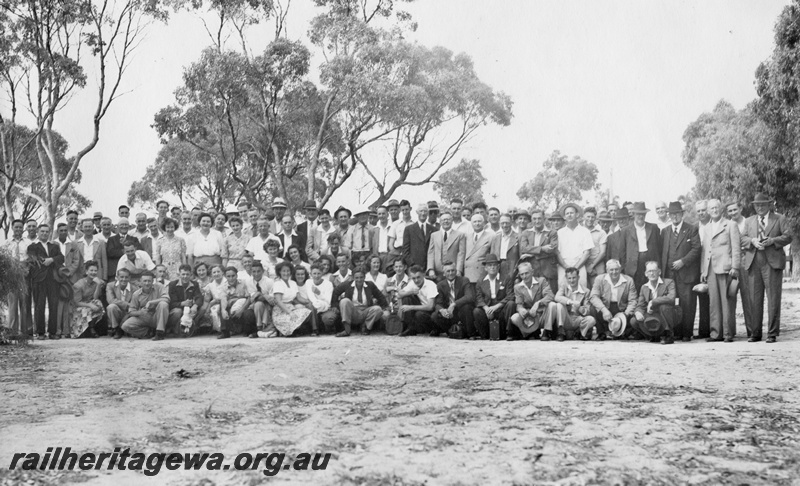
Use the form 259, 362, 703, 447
1, 192, 791, 345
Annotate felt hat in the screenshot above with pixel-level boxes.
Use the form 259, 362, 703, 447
427, 201, 440, 212
271, 197, 288, 209
750, 193, 775, 205
483, 253, 501, 266
727, 277, 739, 299
334, 206, 352, 219
547, 211, 565, 221
522, 315, 541, 333
92, 212, 103, 219
303, 199, 318, 210
561, 202, 582, 218
692, 283, 709, 294
641, 315, 666, 336
386, 199, 400, 208
630, 202, 650, 214
516, 210, 531, 221
608, 313, 628, 337
598, 210, 614, 222
614, 208, 630, 220
369, 207, 378, 217
667, 201, 684, 214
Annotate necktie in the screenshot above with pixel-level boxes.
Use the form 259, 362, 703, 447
361, 226, 366, 249
357, 285, 363, 304
256, 281, 262, 293
673, 225, 679, 242
759, 216, 766, 233
421, 224, 425, 238
449, 281, 455, 300
474, 234, 478, 243
14, 240, 20, 260
443, 231, 448, 243
42, 242, 49, 257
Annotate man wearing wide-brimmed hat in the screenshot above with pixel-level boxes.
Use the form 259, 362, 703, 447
268, 197, 289, 234
660, 201, 701, 341
345, 207, 373, 266
514, 209, 531, 234
605, 207, 630, 266
621, 201, 662, 290
297, 199, 319, 242
740, 193, 792, 343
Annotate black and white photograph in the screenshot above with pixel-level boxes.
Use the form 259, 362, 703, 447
1, 0, 799, 484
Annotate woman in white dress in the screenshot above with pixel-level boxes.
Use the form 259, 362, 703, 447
271, 262, 315, 337
204, 265, 228, 332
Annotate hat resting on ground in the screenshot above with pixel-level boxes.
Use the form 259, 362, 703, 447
642, 315, 666, 335
608, 313, 628, 337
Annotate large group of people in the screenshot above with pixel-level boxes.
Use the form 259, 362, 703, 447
1, 192, 791, 344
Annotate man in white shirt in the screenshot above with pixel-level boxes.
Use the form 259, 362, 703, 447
306, 209, 336, 262
583, 207, 608, 289
371, 205, 393, 273
653, 201, 671, 230
308, 263, 338, 333
398, 264, 439, 336
387, 199, 413, 268
3, 219, 32, 335
119, 242, 156, 281
450, 198, 471, 234
245, 218, 282, 264
554, 266, 597, 341
557, 203, 595, 288
242, 261, 275, 336
76, 219, 107, 280
131, 212, 150, 241
65, 210, 83, 242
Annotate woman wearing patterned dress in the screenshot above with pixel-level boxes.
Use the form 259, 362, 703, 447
271, 262, 315, 337
70, 260, 105, 338
223, 216, 250, 271
156, 217, 187, 279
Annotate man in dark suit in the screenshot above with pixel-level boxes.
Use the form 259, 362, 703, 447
660, 201, 701, 341
620, 202, 662, 290
276, 215, 308, 262
741, 193, 793, 343
106, 218, 142, 281
427, 210, 466, 279
402, 203, 435, 271
296, 199, 318, 242
605, 207, 630, 266
27, 224, 65, 338
631, 262, 680, 345
473, 254, 515, 340
519, 209, 559, 293
431, 261, 476, 338
332, 265, 388, 337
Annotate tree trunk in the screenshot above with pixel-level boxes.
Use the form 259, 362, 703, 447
791, 236, 800, 281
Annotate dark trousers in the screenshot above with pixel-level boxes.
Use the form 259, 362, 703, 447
32, 279, 59, 336
399, 295, 434, 334
473, 301, 515, 339
632, 252, 648, 291
222, 309, 257, 335
748, 251, 783, 338
431, 303, 476, 336
673, 281, 697, 339
696, 292, 710, 338
592, 302, 631, 338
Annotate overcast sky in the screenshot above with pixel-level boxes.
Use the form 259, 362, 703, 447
16, 0, 789, 219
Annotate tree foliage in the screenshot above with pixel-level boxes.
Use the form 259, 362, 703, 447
516, 150, 599, 211
434, 158, 486, 207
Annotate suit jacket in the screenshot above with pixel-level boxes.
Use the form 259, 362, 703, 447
589, 273, 638, 315
277, 233, 308, 262
635, 278, 677, 315
106, 234, 142, 277
305, 226, 336, 262
435, 276, 476, 311
660, 223, 701, 285
464, 230, 493, 283
741, 212, 792, 271
331, 280, 388, 308
27, 240, 65, 283
701, 219, 741, 278
427, 229, 466, 276
297, 220, 317, 243
72, 239, 108, 282
475, 275, 514, 308
554, 282, 591, 315
519, 228, 559, 280
106, 281, 139, 309
621, 223, 662, 277
490, 231, 520, 282
369, 223, 392, 254
62, 241, 84, 284
167, 279, 204, 309
605, 230, 625, 266
402, 222, 435, 270
513, 277, 554, 314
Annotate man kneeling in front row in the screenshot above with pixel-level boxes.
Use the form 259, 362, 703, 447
589, 259, 637, 340
554, 266, 597, 341
120, 271, 170, 340
508, 261, 557, 340
398, 264, 440, 336
631, 261, 680, 345
166, 264, 205, 337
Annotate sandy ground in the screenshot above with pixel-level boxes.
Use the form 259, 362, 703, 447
1, 289, 800, 486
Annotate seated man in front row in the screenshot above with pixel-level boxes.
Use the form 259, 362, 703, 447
473, 254, 515, 340
431, 261, 476, 338
166, 264, 205, 337
120, 271, 170, 340
554, 266, 597, 341
631, 261, 679, 345
398, 264, 440, 336
508, 261, 557, 340
589, 259, 637, 340
332, 265, 387, 337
